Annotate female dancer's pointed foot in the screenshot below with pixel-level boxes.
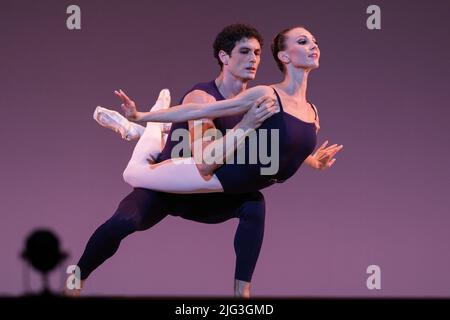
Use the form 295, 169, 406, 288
93, 106, 141, 141
151, 89, 173, 134
148, 89, 173, 141
151, 88, 171, 112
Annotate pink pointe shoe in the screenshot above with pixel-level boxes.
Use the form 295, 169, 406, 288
151, 88, 172, 138
93, 106, 141, 141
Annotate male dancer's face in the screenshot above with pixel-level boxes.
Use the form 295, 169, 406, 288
224, 37, 261, 81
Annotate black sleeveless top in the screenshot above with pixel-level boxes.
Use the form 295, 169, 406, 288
158, 81, 318, 193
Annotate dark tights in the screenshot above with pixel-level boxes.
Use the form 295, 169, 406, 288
77, 188, 265, 282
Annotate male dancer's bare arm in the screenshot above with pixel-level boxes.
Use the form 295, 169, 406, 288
184, 90, 274, 177
184, 91, 225, 177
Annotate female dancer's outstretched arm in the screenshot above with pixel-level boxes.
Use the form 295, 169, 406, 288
113, 86, 341, 193
121, 100, 276, 194
117, 85, 278, 123
114, 86, 279, 193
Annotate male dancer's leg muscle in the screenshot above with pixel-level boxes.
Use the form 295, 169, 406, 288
171, 192, 266, 284
76, 190, 265, 297
77, 188, 168, 280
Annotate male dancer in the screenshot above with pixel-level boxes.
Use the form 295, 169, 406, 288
69, 24, 267, 298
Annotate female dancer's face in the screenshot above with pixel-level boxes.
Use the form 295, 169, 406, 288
283, 27, 320, 70
225, 37, 261, 81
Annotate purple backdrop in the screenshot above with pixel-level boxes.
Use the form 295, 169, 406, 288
1, 0, 449, 297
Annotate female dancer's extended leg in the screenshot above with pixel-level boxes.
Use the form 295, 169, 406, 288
94, 89, 225, 193
93, 89, 172, 144
122, 121, 224, 193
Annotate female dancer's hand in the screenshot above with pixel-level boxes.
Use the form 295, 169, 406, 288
238, 96, 278, 130
114, 89, 140, 120
310, 140, 343, 170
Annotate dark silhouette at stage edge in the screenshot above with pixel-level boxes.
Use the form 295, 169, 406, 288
21, 229, 68, 296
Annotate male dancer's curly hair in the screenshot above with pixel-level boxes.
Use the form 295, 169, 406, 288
213, 23, 264, 69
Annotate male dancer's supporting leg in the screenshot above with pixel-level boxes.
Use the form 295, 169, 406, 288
68, 189, 168, 295
68, 190, 265, 298
171, 191, 266, 298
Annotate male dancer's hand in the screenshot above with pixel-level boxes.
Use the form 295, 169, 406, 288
309, 140, 343, 170
114, 89, 140, 120
238, 96, 277, 131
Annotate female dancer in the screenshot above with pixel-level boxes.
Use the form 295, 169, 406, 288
98, 26, 343, 194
